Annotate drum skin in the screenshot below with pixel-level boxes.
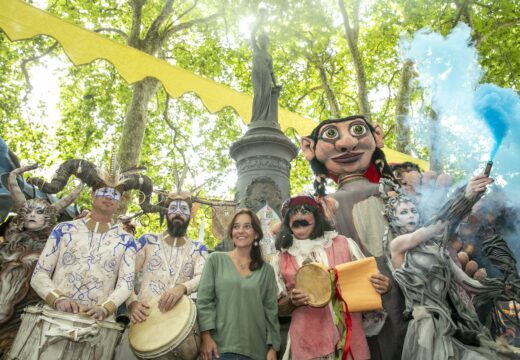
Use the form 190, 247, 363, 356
129, 295, 200, 360
8, 305, 124, 360
295, 263, 331, 308
294, 258, 382, 312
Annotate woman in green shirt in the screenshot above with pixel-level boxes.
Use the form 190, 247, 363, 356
197, 208, 280, 360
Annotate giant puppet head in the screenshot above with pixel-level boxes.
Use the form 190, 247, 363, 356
300, 115, 395, 195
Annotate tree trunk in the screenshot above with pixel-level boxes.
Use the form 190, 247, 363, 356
115, 77, 159, 215
338, 0, 371, 121
317, 63, 341, 118
394, 60, 414, 153
118, 77, 160, 170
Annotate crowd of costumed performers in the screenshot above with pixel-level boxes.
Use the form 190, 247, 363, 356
1, 113, 520, 360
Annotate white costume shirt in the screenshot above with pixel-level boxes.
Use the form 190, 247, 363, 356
130, 233, 208, 303
31, 219, 136, 308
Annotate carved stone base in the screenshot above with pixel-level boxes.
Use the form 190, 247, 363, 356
230, 121, 298, 215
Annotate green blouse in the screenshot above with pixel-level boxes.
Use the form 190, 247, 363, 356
196, 252, 281, 359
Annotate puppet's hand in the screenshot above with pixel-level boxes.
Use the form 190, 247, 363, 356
465, 174, 494, 200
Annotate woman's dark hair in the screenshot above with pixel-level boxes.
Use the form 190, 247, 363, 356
307, 115, 396, 196
275, 205, 334, 250
227, 208, 264, 271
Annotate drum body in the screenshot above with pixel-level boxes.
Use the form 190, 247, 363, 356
7, 305, 124, 360
295, 263, 331, 307
295, 258, 383, 312
129, 295, 200, 360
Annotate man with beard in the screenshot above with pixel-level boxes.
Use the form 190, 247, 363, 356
300, 115, 405, 360
127, 192, 208, 322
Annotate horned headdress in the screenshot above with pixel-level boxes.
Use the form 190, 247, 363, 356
153, 167, 237, 217
7, 163, 83, 231
27, 159, 159, 213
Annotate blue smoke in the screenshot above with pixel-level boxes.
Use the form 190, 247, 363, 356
401, 22, 520, 270
400, 23, 486, 173
401, 23, 520, 206
474, 84, 520, 160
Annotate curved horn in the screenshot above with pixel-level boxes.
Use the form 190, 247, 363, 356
28, 159, 101, 193
7, 163, 39, 210
50, 182, 84, 214
120, 174, 167, 214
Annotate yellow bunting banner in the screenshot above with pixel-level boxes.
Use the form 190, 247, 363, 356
0, 0, 428, 169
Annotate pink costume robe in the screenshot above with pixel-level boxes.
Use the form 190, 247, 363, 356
278, 232, 370, 360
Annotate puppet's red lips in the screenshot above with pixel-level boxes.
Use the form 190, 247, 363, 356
332, 152, 363, 163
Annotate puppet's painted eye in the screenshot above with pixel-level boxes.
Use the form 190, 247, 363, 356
320, 127, 339, 140
350, 123, 367, 136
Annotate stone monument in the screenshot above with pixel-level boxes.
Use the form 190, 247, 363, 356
230, 7, 298, 216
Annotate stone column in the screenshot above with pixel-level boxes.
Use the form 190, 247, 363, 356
230, 88, 298, 216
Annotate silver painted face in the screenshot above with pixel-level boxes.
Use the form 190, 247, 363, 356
395, 201, 420, 233
23, 203, 47, 231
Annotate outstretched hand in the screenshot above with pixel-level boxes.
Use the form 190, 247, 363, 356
465, 174, 494, 200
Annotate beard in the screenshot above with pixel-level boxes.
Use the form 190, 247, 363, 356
167, 217, 190, 237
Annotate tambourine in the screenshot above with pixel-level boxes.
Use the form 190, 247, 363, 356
294, 257, 383, 312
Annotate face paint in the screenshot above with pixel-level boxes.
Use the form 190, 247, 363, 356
394, 201, 420, 233
167, 200, 191, 218
314, 119, 377, 176
94, 187, 122, 201
23, 204, 47, 231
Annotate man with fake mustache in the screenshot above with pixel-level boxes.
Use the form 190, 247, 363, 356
300, 115, 406, 360
127, 192, 208, 323
272, 195, 387, 359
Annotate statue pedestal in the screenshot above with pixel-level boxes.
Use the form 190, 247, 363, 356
230, 119, 298, 215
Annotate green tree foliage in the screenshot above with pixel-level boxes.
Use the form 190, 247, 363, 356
0, 0, 517, 247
